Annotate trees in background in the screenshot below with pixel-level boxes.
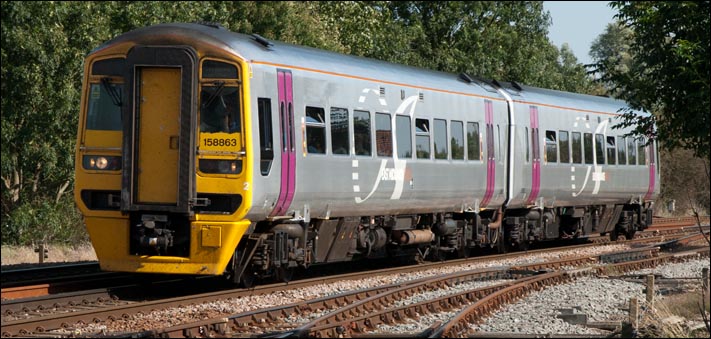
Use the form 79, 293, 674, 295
589, 1, 710, 215
1, 1, 650, 244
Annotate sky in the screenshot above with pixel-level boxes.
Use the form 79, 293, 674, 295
543, 1, 618, 66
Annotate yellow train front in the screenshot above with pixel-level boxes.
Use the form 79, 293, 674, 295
75, 24, 254, 277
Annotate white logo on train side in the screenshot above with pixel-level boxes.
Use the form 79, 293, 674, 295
571, 116, 608, 197
352, 89, 416, 204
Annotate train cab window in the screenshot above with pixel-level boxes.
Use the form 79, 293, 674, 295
545, 131, 557, 163
396, 115, 412, 158
595, 134, 605, 164
451, 120, 464, 160
354, 110, 372, 156
572, 132, 582, 164
583, 133, 593, 164
627, 137, 637, 165
637, 137, 646, 165
376, 113, 393, 157
559, 131, 570, 163
330, 107, 350, 155
258, 98, 273, 175
617, 136, 627, 165
305, 106, 326, 154
415, 118, 431, 159
434, 119, 448, 159
467, 122, 480, 160
200, 86, 241, 133
86, 81, 123, 130
606, 136, 616, 165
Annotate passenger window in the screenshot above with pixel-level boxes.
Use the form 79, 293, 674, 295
583, 133, 593, 164
467, 122, 480, 160
434, 119, 448, 159
376, 112, 392, 157
545, 130, 557, 163
617, 136, 627, 165
354, 110, 372, 156
595, 133, 605, 164
637, 137, 646, 165
396, 115, 412, 158
572, 132, 582, 164
258, 98, 273, 175
559, 131, 570, 163
415, 118, 431, 159
331, 107, 349, 155
305, 106, 326, 154
627, 138, 637, 165
451, 120, 464, 160
606, 136, 616, 165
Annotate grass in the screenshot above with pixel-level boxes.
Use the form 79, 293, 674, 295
639, 284, 711, 338
1, 242, 97, 267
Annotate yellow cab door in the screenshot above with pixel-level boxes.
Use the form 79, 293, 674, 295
136, 67, 181, 204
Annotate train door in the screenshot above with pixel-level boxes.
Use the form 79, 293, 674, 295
136, 68, 181, 204
481, 100, 496, 207
270, 69, 296, 217
526, 106, 541, 205
121, 46, 196, 214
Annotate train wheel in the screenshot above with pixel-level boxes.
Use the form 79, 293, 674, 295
275, 266, 295, 283
239, 267, 256, 288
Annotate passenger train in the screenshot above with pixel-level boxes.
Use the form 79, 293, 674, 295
74, 23, 658, 286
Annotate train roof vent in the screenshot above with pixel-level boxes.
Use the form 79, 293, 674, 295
251, 33, 274, 49
379, 86, 385, 96
195, 21, 226, 30
458, 72, 474, 84
511, 81, 522, 91
418, 92, 424, 101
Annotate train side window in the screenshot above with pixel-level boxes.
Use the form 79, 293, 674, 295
396, 115, 412, 158
617, 136, 627, 165
606, 136, 616, 165
451, 120, 464, 160
330, 107, 349, 155
305, 106, 325, 154
415, 118, 431, 159
595, 133, 605, 164
559, 131, 570, 163
376, 112, 393, 157
627, 137, 637, 165
258, 98, 273, 175
434, 119, 448, 159
572, 132, 582, 164
354, 110, 372, 156
583, 133, 593, 164
545, 130, 557, 163
467, 122, 480, 160
637, 137, 646, 165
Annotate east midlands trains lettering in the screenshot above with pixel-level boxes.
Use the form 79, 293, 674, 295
75, 23, 658, 286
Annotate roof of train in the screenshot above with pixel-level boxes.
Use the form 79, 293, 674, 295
98, 22, 647, 117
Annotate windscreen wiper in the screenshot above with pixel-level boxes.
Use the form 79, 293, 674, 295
101, 77, 122, 107
202, 81, 225, 109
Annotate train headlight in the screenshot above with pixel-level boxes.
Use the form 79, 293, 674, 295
199, 159, 242, 174
83, 155, 121, 171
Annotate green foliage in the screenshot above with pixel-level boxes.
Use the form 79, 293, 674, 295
1, 196, 86, 245
591, 1, 710, 160
1, 1, 601, 245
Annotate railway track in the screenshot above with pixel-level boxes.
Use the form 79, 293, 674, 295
2, 230, 707, 338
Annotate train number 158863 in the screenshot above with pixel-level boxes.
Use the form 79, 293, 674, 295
203, 138, 238, 147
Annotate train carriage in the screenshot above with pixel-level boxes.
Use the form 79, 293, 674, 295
74, 23, 658, 285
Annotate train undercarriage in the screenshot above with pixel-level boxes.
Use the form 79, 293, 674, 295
221, 202, 653, 287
